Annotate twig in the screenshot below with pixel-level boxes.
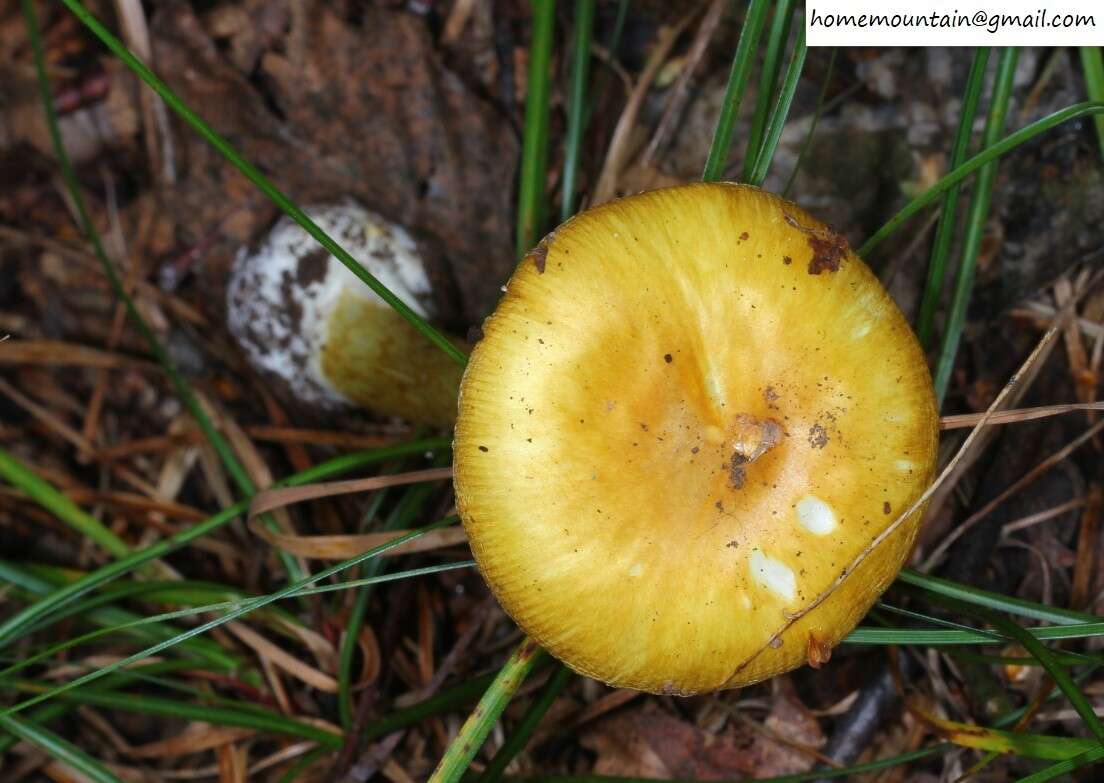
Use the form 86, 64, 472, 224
640, 0, 724, 168
1001, 496, 1088, 536
591, 11, 698, 205
939, 401, 1104, 430
922, 417, 1104, 571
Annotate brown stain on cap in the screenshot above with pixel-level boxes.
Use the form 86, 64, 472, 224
806, 231, 849, 275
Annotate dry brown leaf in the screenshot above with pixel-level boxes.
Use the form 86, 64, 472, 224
382, 758, 419, 783
1055, 276, 1098, 406
353, 623, 381, 689
267, 615, 338, 675
1013, 302, 1104, 341
259, 651, 293, 715
570, 689, 641, 730
0, 338, 153, 369
217, 742, 247, 783
244, 425, 403, 450
1071, 484, 1102, 610
0, 60, 138, 165
227, 620, 337, 692
62, 489, 207, 523
127, 726, 257, 759
153, 742, 320, 780
251, 524, 469, 560
581, 700, 819, 779
41, 760, 96, 783
248, 467, 453, 519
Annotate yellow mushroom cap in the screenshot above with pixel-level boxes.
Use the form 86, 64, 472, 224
454, 183, 938, 695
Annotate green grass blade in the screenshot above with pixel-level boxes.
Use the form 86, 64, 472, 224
481, 663, 573, 782
702, 0, 771, 182
517, 0, 556, 256
561, 0, 596, 221
0, 702, 70, 756
0, 448, 129, 558
0, 667, 214, 753
936, 722, 1099, 760
1013, 748, 1104, 783
846, 621, 1104, 647
0, 658, 476, 755
337, 460, 450, 727
859, 101, 1104, 256
981, 610, 1104, 746
363, 669, 498, 741
0, 713, 122, 783
781, 48, 836, 198
897, 568, 1098, 626
56, 0, 464, 367
9, 681, 342, 749
301, 562, 473, 596
335, 452, 401, 729
933, 48, 1020, 403
742, 0, 796, 182
428, 637, 545, 783
916, 47, 990, 348
19, 0, 295, 576
20, 0, 240, 467
1080, 47, 1104, 160
607, 1, 630, 60
0, 561, 241, 672
0, 437, 449, 649
10, 570, 308, 643
587, 0, 631, 133
0, 520, 458, 719
747, 18, 806, 187
948, 650, 1089, 668
0, 561, 470, 684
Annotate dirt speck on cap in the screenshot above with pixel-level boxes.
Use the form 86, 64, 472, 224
728, 461, 746, 490
531, 239, 550, 273
782, 211, 849, 275
808, 423, 829, 449
806, 231, 849, 275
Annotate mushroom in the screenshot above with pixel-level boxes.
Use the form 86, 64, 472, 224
454, 183, 938, 695
226, 202, 463, 426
